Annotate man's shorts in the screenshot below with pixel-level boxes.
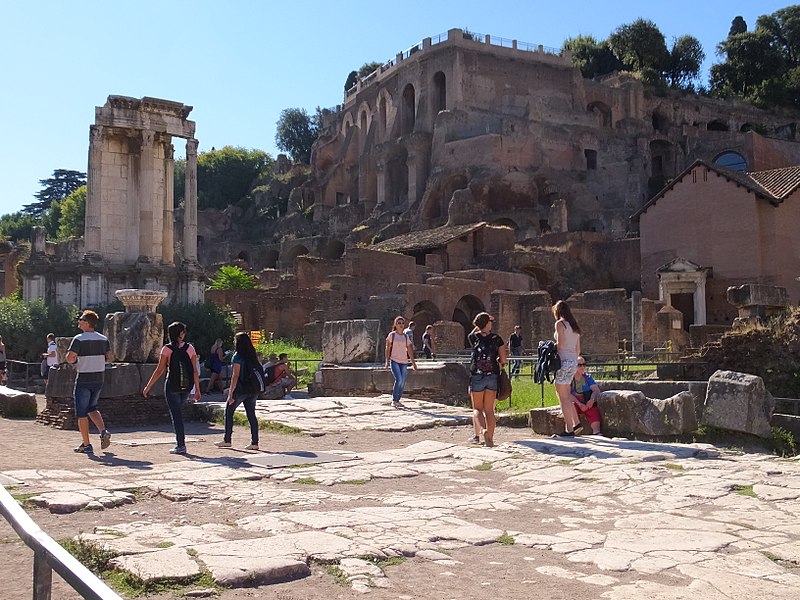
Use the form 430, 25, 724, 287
74, 382, 103, 418
469, 373, 498, 393
554, 358, 578, 385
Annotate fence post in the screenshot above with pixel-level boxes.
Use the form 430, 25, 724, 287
33, 549, 53, 600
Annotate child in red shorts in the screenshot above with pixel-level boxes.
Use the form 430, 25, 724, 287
571, 358, 602, 434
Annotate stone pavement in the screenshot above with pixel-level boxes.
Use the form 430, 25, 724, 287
2, 394, 800, 599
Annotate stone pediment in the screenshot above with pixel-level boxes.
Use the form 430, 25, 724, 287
657, 258, 703, 273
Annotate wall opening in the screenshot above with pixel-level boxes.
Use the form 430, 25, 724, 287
401, 84, 416, 135
433, 71, 447, 114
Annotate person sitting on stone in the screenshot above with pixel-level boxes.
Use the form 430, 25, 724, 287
275, 353, 297, 399
571, 357, 602, 435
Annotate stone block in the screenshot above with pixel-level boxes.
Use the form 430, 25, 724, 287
322, 320, 382, 363
105, 311, 164, 363
529, 406, 565, 435
433, 321, 466, 354
702, 370, 774, 438
101, 364, 143, 398
0, 386, 37, 418
726, 284, 789, 312
598, 389, 697, 437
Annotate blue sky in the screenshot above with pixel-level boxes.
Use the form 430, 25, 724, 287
0, 0, 792, 217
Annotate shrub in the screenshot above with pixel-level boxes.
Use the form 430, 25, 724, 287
0, 297, 76, 361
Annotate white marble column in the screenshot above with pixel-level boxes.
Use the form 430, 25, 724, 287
183, 138, 198, 261
138, 130, 155, 260
84, 125, 103, 253
694, 277, 707, 326
163, 142, 175, 264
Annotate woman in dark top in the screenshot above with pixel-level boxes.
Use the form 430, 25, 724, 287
467, 312, 506, 447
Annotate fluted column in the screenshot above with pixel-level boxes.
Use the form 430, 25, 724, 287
85, 125, 103, 253
183, 138, 198, 261
163, 142, 175, 264
138, 130, 155, 260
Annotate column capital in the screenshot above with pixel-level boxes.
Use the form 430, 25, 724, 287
186, 138, 198, 156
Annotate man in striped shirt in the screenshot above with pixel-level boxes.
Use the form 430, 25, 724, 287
66, 310, 112, 454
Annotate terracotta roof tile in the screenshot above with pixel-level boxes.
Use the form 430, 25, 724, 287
747, 165, 800, 199
374, 222, 487, 252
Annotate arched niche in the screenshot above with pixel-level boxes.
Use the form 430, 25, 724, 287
432, 71, 447, 115
263, 249, 279, 269
707, 119, 729, 132
452, 295, 486, 348
321, 239, 345, 259
401, 84, 416, 135
285, 244, 310, 266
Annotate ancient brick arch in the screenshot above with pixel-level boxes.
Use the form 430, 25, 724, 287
587, 101, 612, 127
341, 112, 355, 136
285, 244, 310, 267
321, 239, 345, 259
432, 71, 447, 115
411, 300, 443, 347
400, 84, 416, 135
490, 217, 519, 230
376, 89, 393, 142
708, 119, 729, 132
263, 249, 279, 269
453, 295, 486, 347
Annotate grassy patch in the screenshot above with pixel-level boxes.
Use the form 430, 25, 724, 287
59, 538, 117, 573
256, 338, 322, 388
340, 479, 369, 485
557, 459, 574, 466
373, 556, 406, 568
502, 378, 560, 413
155, 541, 174, 549
771, 427, 798, 457
761, 550, 798, 569
663, 463, 685, 470
212, 411, 301, 434
473, 461, 493, 471
186, 548, 198, 557
324, 564, 350, 586
295, 477, 320, 485
732, 484, 757, 498
11, 492, 38, 507
496, 532, 515, 545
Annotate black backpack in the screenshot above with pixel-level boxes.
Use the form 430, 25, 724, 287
471, 333, 499, 375
167, 342, 195, 393
534, 340, 562, 384
238, 358, 266, 395
264, 363, 278, 385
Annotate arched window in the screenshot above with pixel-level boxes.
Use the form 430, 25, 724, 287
433, 72, 446, 114
401, 84, 416, 135
713, 151, 747, 172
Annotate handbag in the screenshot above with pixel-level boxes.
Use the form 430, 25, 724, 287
497, 368, 512, 401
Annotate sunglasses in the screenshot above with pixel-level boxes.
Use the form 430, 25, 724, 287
577, 362, 586, 366
77, 317, 87, 322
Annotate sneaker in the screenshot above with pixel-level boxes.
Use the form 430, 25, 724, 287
283, 394, 295, 400
573, 424, 584, 435
245, 444, 259, 451
391, 401, 403, 408
214, 441, 232, 448
74, 443, 94, 454
554, 431, 575, 437
469, 435, 481, 445
170, 446, 187, 455
100, 430, 112, 449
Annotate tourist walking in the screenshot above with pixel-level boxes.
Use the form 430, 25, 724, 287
142, 321, 201, 455
216, 332, 262, 451
204, 339, 225, 394
508, 325, 523, 377
385, 316, 418, 408
552, 300, 582, 436
0, 335, 6, 385
571, 356, 602, 435
468, 312, 506, 447
422, 324, 435, 359
42, 333, 57, 382
65, 310, 112, 454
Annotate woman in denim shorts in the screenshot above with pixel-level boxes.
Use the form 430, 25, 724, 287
467, 312, 506, 447
553, 300, 582, 436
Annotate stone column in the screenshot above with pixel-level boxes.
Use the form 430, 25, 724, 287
375, 154, 387, 209
631, 290, 643, 353
138, 130, 155, 260
162, 143, 175, 264
694, 277, 707, 326
85, 125, 104, 253
183, 138, 198, 261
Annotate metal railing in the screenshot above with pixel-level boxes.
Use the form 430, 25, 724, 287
4, 359, 42, 392
0, 485, 122, 599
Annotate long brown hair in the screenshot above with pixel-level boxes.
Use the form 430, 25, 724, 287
552, 300, 581, 334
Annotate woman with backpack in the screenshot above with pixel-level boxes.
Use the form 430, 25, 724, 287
215, 332, 262, 451
552, 300, 583, 436
468, 312, 506, 447
204, 339, 225, 394
143, 321, 201, 455
385, 316, 418, 408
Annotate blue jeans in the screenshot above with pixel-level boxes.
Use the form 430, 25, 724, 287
224, 392, 259, 445
74, 381, 103, 418
510, 347, 522, 376
390, 360, 408, 403
165, 385, 189, 447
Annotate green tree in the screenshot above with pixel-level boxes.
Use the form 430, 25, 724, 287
0, 297, 76, 362
666, 35, 705, 90
173, 158, 186, 208
357, 61, 382, 79
157, 301, 238, 359
23, 169, 86, 217
729, 16, 748, 37
608, 19, 670, 84
275, 108, 319, 164
197, 146, 273, 211
207, 265, 258, 290
562, 35, 622, 78
0, 211, 38, 242
344, 70, 358, 91
56, 185, 86, 239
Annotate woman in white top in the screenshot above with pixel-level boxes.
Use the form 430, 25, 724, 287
552, 300, 582, 436
385, 316, 418, 408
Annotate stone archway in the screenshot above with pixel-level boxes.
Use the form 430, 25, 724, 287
453, 295, 485, 347
411, 300, 443, 349
321, 240, 345, 260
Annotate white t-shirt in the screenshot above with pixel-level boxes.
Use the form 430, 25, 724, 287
46, 341, 58, 366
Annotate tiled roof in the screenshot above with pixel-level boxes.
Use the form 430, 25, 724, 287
374, 222, 487, 252
748, 166, 800, 199
631, 159, 800, 219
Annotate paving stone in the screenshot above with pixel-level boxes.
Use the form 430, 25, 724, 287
109, 546, 201, 582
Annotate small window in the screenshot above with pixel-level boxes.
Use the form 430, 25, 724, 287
584, 149, 597, 170
713, 151, 747, 172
